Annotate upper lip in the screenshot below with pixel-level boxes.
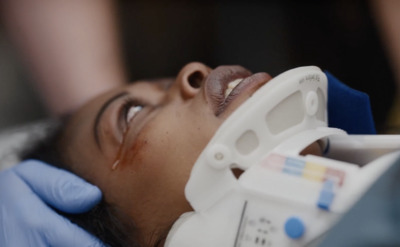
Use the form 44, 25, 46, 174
204, 65, 272, 116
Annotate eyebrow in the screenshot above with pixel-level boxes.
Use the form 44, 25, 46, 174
94, 91, 128, 150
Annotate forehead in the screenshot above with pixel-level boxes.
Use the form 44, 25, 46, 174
77, 78, 174, 116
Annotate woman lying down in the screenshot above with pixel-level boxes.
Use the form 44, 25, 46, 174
23, 62, 328, 247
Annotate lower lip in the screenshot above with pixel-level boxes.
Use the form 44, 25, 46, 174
216, 72, 272, 116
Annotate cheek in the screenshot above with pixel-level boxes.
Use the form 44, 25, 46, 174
124, 108, 214, 201
117, 138, 193, 232
101, 102, 225, 238
137, 120, 195, 187
143, 108, 217, 175
112, 103, 221, 215
112, 116, 196, 205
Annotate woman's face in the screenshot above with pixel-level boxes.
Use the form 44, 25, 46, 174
61, 62, 272, 245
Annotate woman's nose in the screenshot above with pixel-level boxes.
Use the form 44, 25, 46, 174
175, 62, 211, 99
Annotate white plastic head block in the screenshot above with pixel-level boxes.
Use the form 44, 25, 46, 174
166, 66, 400, 247
186, 66, 328, 212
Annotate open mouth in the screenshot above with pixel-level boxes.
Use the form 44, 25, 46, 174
224, 78, 243, 99
205, 65, 272, 116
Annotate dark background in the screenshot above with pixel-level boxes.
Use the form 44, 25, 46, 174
0, 0, 395, 132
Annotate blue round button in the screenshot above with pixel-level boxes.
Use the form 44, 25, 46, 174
284, 217, 305, 239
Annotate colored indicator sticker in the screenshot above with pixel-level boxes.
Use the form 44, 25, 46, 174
303, 162, 327, 182
261, 154, 346, 188
261, 153, 285, 171
325, 168, 346, 186
283, 157, 305, 176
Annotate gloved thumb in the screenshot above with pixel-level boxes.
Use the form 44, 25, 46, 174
15, 160, 102, 214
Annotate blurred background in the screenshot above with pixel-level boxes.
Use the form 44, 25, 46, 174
0, 0, 396, 132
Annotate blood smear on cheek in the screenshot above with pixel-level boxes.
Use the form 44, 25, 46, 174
112, 127, 146, 171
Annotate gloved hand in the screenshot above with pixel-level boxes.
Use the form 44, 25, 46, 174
0, 160, 104, 247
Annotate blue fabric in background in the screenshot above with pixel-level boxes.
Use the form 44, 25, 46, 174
326, 71, 376, 134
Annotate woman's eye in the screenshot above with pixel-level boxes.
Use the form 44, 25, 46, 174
126, 105, 143, 123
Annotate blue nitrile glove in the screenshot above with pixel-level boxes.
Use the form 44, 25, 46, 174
0, 160, 104, 247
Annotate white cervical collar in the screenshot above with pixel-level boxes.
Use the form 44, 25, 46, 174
165, 66, 400, 247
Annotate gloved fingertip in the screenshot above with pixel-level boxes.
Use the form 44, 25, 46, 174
78, 184, 102, 211
87, 241, 108, 247
15, 159, 103, 213
56, 177, 102, 213
15, 159, 48, 170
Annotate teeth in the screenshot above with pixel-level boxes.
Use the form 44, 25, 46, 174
224, 78, 243, 99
